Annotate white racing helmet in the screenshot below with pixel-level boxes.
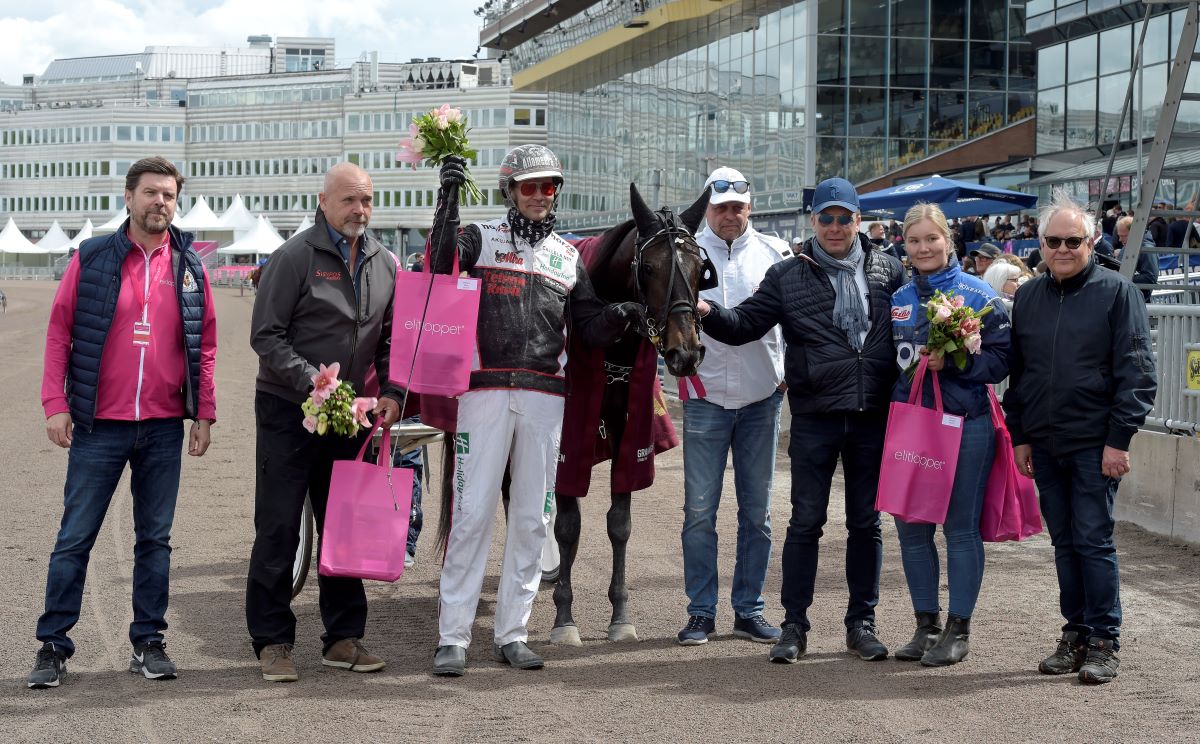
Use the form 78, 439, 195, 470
498, 145, 564, 207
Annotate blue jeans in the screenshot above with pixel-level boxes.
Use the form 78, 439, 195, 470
894, 413, 995, 619
1032, 445, 1122, 647
392, 415, 424, 556
681, 390, 783, 619
782, 409, 888, 632
37, 418, 184, 656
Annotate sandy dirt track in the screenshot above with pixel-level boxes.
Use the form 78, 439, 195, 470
0, 280, 1198, 744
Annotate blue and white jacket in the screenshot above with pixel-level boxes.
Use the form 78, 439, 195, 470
890, 261, 1011, 419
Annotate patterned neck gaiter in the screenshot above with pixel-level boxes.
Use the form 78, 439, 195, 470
508, 207, 557, 245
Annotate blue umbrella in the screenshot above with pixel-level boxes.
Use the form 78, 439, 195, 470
858, 175, 1037, 220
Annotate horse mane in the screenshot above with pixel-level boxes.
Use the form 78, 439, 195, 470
586, 219, 637, 274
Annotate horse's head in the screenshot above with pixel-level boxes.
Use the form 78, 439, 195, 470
628, 183, 715, 378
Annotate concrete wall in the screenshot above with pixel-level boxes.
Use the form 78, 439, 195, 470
1119, 431, 1200, 545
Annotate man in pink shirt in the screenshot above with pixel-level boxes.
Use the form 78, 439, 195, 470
29, 156, 217, 689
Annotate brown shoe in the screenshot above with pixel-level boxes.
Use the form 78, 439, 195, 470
260, 644, 298, 682
322, 639, 385, 673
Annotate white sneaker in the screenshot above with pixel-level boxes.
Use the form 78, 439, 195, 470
404, 552, 415, 568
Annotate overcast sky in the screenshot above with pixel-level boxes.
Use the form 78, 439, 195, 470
0, 0, 483, 85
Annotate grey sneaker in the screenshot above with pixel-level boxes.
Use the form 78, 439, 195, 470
1078, 638, 1119, 684
28, 643, 67, 689
129, 642, 177, 680
1038, 631, 1088, 675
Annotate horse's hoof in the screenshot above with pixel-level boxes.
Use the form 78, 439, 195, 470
607, 623, 639, 643
550, 625, 582, 646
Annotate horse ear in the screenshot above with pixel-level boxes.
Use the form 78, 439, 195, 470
680, 187, 711, 234
629, 183, 658, 237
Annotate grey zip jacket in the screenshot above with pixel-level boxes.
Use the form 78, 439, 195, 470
251, 208, 401, 404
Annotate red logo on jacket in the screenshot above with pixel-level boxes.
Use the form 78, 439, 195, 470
315, 269, 343, 281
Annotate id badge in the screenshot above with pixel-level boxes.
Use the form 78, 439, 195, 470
133, 321, 151, 347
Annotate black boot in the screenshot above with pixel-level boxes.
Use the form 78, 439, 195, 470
894, 612, 942, 661
921, 615, 970, 667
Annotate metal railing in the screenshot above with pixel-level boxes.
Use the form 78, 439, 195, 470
0, 266, 54, 280
1147, 305, 1200, 434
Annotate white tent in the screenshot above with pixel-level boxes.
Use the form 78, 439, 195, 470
67, 219, 95, 251
175, 196, 224, 231
37, 221, 73, 254
0, 218, 45, 254
217, 215, 284, 256
294, 213, 314, 234
217, 194, 258, 235
95, 210, 127, 234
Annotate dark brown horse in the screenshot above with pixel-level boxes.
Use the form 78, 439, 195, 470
436, 183, 713, 645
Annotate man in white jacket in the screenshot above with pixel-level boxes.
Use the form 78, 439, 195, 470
677, 166, 789, 645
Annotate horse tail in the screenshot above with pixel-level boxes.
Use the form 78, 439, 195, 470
434, 431, 455, 554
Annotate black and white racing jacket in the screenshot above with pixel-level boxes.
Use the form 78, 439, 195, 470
430, 204, 625, 396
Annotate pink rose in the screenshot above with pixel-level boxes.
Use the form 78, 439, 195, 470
302, 415, 317, 433
958, 317, 982, 337
445, 107, 463, 123
435, 114, 449, 130
934, 304, 952, 323
964, 333, 983, 354
950, 295, 965, 308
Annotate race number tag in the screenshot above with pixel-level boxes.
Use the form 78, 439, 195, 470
133, 321, 151, 347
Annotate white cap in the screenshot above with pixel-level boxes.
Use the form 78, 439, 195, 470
703, 166, 751, 206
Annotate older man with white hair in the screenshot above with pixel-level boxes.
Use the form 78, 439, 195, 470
1003, 189, 1157, 685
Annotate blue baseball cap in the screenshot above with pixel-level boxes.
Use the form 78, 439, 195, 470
811, 177, 860, 214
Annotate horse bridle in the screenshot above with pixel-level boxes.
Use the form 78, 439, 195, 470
630, 208, 717, 352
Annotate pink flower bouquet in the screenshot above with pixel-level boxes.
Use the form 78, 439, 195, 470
299, 362, 378, 437
396, 103, 483, 203
921, 290, 992, 372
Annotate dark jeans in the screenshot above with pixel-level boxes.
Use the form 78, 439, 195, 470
894, 413, 994, 618
37, 418, 184, 656
392, 415, 424, 556
782, 410, 887, 633
1032, 445, 1122, 647
246, 391, 370, 656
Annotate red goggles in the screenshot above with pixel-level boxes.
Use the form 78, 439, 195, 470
518, 181, 558, 197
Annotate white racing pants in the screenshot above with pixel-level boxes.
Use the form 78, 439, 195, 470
438, 389, 562, 648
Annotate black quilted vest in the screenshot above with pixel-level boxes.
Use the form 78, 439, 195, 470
68, 221, 206, 431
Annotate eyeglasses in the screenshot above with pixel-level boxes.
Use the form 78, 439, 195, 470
711, 180, 750, 194
518, 181, 558, 197
1044, 235, 1086, 250
816, 214, 855, 226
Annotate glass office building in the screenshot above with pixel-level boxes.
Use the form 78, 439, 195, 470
1026, 2, 1199, 208
490, 0, 1034, 232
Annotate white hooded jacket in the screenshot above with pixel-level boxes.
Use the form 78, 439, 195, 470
693, 221, 787, 409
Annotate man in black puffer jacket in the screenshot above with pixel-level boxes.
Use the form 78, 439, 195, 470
1004, 190, 1156, 686
699, 177, 905, 664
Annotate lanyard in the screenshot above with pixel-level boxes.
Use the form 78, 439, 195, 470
135, 236, 172, 322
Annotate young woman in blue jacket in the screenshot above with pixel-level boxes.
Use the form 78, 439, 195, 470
889, 203, 1011, 666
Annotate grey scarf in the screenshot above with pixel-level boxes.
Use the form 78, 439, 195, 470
811, 234, 870, 351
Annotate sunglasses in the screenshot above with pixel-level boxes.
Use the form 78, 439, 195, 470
1044, 235, 1086, 250
817, 214, 855, 226
518, 181, 558, 197
711, 180, 750, 194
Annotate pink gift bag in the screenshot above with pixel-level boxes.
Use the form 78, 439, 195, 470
876, 355, 964, 525
319, 420, 414, 582
980, 386, 1043, 542
389, 251, 480, 397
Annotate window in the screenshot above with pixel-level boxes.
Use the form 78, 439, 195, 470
1038, 44, 1065, 89
514, 108, 532, 125
1067, 35, 1096, 84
